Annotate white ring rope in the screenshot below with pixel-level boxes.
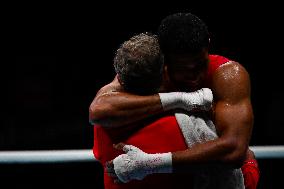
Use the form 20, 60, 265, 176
0, 149, 94, 164
250, 146, 284, 159
0, 146, 283, 164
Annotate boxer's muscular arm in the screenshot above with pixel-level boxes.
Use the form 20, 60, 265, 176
172, 62, 253, 170
89, 76, 163, 128
89, 76, 212, 128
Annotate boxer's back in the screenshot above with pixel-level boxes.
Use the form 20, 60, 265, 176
93, 115, 194, 189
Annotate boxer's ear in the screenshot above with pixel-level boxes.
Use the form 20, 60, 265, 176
164, 65, 168, 73
163, 65, 170, 81
116, 75, 124, 85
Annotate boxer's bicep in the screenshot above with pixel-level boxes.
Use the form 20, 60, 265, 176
212, 62, 253, 161
214, 99, 253, 148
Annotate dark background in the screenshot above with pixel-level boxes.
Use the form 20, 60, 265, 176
3, 3, 284, 188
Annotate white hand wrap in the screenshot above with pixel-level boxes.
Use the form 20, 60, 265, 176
113, 145, 172, 183
159, 88, 213, 111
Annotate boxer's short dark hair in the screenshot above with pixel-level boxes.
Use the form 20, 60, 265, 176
158, 12, 209, 55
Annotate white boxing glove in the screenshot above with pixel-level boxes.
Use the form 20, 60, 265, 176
159, 88, 213, 111
113, 145, 172, 183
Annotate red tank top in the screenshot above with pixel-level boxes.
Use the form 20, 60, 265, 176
206, 55, 230, 85
93, 55, 230, 189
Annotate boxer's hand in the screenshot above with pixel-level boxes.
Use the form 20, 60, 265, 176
106, 143, 172, 183
159, 88, 213, 111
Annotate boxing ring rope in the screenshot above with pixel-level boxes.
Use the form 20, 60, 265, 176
0, 146, 284, 164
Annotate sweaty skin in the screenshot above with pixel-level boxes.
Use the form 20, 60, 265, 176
171, 62, 253, 171
90, 61, 253, 169
89, 75, 163, 128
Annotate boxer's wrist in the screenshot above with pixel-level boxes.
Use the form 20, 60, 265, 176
159, 88, 213, 111
158, 92, 182, 111
148, 152, 173, 174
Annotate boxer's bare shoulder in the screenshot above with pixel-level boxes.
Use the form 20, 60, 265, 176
96, 75, 124, 98
211, 61, 251, 103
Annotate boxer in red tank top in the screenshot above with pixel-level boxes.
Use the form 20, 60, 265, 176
93, 55, 259, 189
93, 55, 219, 189
90, 13, 259, 189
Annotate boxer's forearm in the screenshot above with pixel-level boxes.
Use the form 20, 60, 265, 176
89, 89, 212, 128
89, 92, 163, 128
111, 140, 241, 182
171, 138, 244, 173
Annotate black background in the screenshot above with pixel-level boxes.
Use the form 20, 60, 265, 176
3, 2, 284, 188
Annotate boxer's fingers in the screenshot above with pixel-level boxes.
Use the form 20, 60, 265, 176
113, 143, 126, 151
106, 160, 116, 177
